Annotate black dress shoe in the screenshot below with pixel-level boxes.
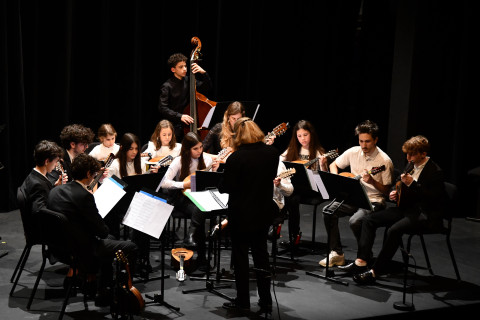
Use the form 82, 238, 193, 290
337, 262, 368, 274
223, 301, 250, 311
353, 270, 376, 285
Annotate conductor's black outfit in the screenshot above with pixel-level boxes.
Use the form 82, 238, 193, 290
218, 142, 278, 309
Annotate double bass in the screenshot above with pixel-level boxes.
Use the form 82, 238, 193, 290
183, 37, 216, 140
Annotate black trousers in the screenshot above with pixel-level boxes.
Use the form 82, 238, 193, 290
229, 224, 272, 308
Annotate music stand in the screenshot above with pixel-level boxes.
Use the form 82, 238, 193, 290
278, 161, 325, 260
122, 171, 170, 283
305, 170, 373, 286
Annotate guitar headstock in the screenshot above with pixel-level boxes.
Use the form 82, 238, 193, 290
277, 168, 296, 179
115, 250, 128, 265
370, 165, 386, 176
176, 269, 186, 282
217, 147, 232, 161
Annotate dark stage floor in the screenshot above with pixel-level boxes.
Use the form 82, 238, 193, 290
1, 204, 480, 319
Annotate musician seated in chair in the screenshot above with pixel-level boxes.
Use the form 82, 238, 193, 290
160, 132, 219, 272
352, 135, 447, 285
47, 153, 138, 306
322, 120, 394, 269
158, 52, 212, 143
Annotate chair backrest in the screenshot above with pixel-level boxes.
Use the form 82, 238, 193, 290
141, 143, 149, 153
85, 142, 100, 154
443, 181, 458, 222
16, 187, 38, 244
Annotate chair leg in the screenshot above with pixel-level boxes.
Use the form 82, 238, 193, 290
27, 244, 47, 310
446, 236, 461, 281
419, 235, 434, 275
11, 244, 29, 283
59, 266, 77, 320
10, 245, 32, 296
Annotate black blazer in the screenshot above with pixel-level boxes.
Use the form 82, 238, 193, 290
218, 142, 279, 232
21, 169, 53, 214
47, 181, 109, 253
400, 158, 446, 224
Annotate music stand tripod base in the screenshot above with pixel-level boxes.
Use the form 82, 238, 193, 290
393, 301, 415, 311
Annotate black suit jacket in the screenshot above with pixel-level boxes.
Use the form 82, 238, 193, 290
47, 181, 109, 254
400, 158, 446, 224
218, 142, 279, 232
21, 169, 53, 214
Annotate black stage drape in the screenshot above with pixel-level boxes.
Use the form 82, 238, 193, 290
1, 0, 478, 215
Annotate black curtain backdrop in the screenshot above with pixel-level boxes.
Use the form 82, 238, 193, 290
1, 0, 477, 215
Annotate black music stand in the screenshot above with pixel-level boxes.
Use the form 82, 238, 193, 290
121, 171, 170, 283
278, 161, 325, 260
126, 187, 179, 312
305, 170, 373, 286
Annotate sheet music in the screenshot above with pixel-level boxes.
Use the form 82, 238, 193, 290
306, 169, 319, 192
311, 171, 329, 199
93, 177, 127, 218
201, 106, 215, 128
122, 190, 173, 239
252, 103, 260, 121
184, 189, 229, 211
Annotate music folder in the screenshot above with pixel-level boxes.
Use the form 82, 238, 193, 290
94, 175, 127, 218
317, 170, 373, 211
184, 188, 229, 212
121, 168, 167, 193
194, 171, 224, 192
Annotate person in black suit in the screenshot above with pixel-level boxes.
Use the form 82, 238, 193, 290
351, 135, 447, 284
158, 53, 212, 142
218, 117, 278, 317
21, 140, 65, 214
48, 124, 95, 183
47, 153, 137, 305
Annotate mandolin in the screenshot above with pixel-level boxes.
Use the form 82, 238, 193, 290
114, 250, 145, 314
276, 168, 296, 180
171, 248, 194, 282
55, 159, 67, 185
339, 165, 386, 180
293, 149, 339, 168
146, 155, 174, 172
264, 122, 290, 143
395, 161, 415, 207
87, 153, 115, 192
183, 147, 232, 190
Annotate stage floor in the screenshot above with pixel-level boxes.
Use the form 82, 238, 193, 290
1, 203, 480, 319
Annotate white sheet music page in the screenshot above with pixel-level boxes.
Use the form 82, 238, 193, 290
201, 106, 215, 128
123, 190, 173, 239
184, 190, 228, 211
311, 171, 329, 199
94, 177, 127, 218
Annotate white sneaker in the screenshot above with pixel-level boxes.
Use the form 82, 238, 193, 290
319, 251, 345, 267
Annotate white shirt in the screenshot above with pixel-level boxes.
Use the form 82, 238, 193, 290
160, 154, 213, 190
107, 158, 147, 179
143, 141, 182, 159
334, 146, 394, 204
89, 143, 120, 161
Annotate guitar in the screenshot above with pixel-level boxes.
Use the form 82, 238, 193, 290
396, 161, 415, 207
339, 165, 386, 180
171, 248, 194, 282
87, 153, 115, 192
146, 155, 174, 172
264, 122, 289, 143
293, 149, 340, 168
114, 250, 145, 314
